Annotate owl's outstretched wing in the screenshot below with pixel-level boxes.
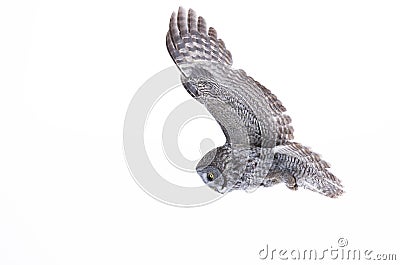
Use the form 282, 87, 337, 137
272, 142, 343, 198
166, 7, 293, 147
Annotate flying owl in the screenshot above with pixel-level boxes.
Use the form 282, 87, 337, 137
166, 7, 343, 198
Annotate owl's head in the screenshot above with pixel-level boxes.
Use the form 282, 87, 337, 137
196, 144, 241, 193
196, 165, 225, 193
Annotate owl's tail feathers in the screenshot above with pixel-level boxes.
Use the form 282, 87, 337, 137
274, 142, 344, 198
298, 171, 344, 198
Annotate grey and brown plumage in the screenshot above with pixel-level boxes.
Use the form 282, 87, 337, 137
166, 7, 343, 198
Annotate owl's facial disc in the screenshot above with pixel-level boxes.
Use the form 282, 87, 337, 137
196, 165, 227, 193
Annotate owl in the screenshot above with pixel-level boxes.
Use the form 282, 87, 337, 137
166, 7, 343, 198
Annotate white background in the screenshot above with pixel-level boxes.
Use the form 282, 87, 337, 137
1, 0, 400, 264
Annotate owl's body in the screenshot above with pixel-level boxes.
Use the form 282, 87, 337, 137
167, 7, 343, 198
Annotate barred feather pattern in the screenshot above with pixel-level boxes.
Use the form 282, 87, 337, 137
166, 7, 293, 145
268, 142, 344, 198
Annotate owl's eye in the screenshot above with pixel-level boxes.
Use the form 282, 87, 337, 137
206, 172, 215, 181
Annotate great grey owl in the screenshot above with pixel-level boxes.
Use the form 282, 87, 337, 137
166, 7, 343, 198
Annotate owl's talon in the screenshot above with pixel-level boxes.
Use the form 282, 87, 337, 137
283, 175, 298, 190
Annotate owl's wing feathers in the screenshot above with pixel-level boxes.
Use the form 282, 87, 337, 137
167, 7, 293, 146
273, 142, 343, 198
166, 8, 232, 71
